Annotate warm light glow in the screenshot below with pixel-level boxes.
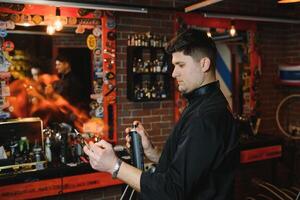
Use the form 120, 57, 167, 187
47, 25, 55, 35
22, 23, 31, 27
207, 31, 212, 38
6, 75, 90, 131
229, 25, 236, 37
54, 17, 63, 31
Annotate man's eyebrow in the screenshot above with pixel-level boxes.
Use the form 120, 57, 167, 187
173, 61, 185, 65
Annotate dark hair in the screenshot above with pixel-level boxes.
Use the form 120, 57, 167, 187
165, 28, 217, 69
55, 54, 71, 64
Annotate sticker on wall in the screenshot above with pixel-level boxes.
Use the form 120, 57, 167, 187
0, 21, 6, 30
32, 15, 43, 25
94, 48, 101, 56
20, 14, 31, 24
68, 17, 77, 25
92, 26, 102, 37
87, 34, 97, 50
75, 25, 85, 34
106, 17, 116, 30
0, 29, 7, 38
107, 31, 116, 41
95, 106, 104, 118
2, 41, 14, 52
6, 21, 15, 30
10, 14, 21, 23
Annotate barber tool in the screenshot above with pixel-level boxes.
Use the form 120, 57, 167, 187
129, 124, 144, 170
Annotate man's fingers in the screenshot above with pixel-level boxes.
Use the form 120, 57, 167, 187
83, 145, 98, 161
125, 127, 131, 134
94, 139, 112, 150
133, 120, 140, 127
125, 135, 131, 141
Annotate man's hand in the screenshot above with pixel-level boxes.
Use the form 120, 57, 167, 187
83, 140, 118, 174
125, 121, 161, 163
84, 138, 143, 192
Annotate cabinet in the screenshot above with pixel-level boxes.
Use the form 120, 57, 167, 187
127, 46, 172, 101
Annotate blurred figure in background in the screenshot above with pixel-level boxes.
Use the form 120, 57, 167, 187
53, 54, 83, 108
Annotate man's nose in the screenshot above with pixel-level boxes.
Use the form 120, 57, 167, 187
172, 66, 178, 78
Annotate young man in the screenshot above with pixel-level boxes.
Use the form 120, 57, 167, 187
83, 29, 239, 200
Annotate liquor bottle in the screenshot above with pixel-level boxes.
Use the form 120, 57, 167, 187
127, 34, 131, 46
131, 34, 135, 46
134, 85, 140, 100
141, 34, 146, 46
152, 35, 156, 47
163, 35, 168, 47
134, 34, 138, 46
19, 136, 29, 161
159, 81, 167, 98
33, 140, 45, 170
162, 59, 168, 73
151, 86, 157, 99
137, 34, 141, 46
144, 61, 149, 73
137, 58, 143, 73
139, 87, 144, 99
9, 137, 18, 159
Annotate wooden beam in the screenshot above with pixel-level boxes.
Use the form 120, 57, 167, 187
185, 0, 223, 13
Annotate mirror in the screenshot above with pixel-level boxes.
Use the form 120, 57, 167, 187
3, 31, 92, 128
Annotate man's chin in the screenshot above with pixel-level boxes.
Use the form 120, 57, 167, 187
177, 86, 187, 94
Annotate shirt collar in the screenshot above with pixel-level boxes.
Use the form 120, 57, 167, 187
183, 81, 220, 103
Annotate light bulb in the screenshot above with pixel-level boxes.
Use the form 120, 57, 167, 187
54, 17, 63, 31
47, 25, 55, 35
229, 25, 236, 37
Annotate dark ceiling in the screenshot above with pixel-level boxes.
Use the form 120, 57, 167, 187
45, 0, 300, 19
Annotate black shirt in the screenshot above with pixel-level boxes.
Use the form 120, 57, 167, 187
140, 81, 239, 200
53, 71, 83, 107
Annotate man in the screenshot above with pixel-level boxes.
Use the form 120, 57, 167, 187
53, 54, 83, 108
83, 29, 239, 199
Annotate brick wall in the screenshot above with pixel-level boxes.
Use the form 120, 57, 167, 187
256, 23, 300, 135
116, 10, 175, 148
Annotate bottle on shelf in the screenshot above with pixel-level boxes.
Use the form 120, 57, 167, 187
127, 37, 171, 101
45, 136, 52, 162
19, 136, 30, 162
128, 35, 131, 46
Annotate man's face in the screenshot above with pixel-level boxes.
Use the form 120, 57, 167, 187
171, 51, 205, 94
55, 60, 69, 74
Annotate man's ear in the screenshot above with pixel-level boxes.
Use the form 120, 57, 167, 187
200, 57, 211, 72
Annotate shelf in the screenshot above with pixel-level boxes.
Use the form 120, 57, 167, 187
126, 46, 172, 102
